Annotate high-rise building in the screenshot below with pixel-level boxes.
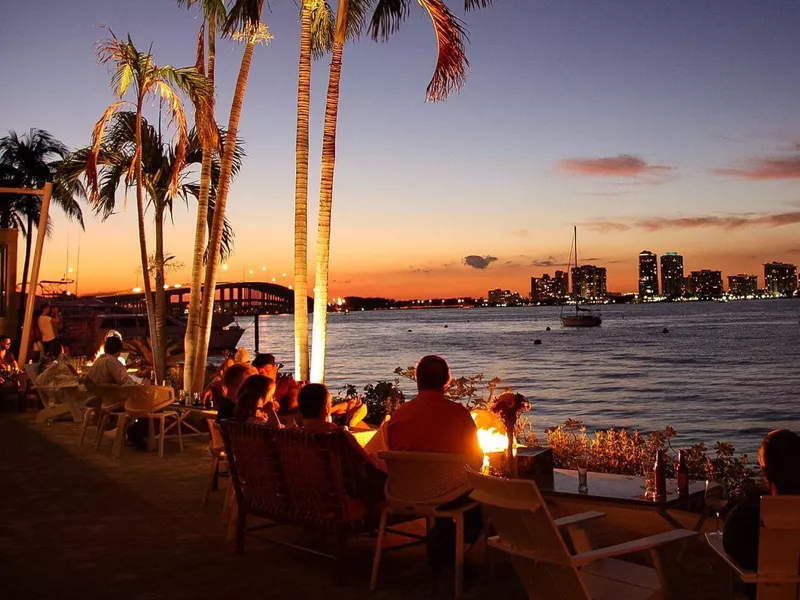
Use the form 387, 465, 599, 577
638, 250, 659, 299
660, 252, 684, 297
531, 271, 569, 302
727, 274, 758, 297
488, 289, 522, 305
690, 270, 723, 298
571, 265, 607, 300
764, 262, 797, 295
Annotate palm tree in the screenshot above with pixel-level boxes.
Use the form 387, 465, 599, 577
59, 112, 238, 326
309, 0, 491, 381
192, 7, 270, 393
0, 129, 85, 337
87, 31, 212, 383
293, 0, 336, 383
177, 0, 226, 392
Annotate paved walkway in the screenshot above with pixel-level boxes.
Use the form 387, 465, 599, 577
0, 411, 733, 599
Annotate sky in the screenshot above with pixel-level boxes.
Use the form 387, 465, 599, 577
2, 0, 800, 299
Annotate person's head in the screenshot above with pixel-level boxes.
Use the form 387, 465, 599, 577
103, 335, 124, 356
0, 336, 10, 352
415, 355, 451, 392
41, 303, 51, 316
234, 347, 250, 364
298, 383, 331, 421
279, 381, 300, 414
234, 374, 274, 419
222, 363, 257, 401
252, 353, 277, 379
219, 357, 234, 375
759, 429, 800, 496
46, 341, 64, 360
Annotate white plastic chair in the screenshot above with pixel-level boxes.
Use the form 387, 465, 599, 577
124, 386, 182, 458
706, 495, 800, 600
467, 469, 697, 600
370, 450, 479, 599
94, 385, 134, 457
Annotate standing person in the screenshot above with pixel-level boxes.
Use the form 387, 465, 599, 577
385, 355, 483, 572
37, 304, 60, 354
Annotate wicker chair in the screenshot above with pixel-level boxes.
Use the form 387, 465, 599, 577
124, 385, 182, 458
202, 418, 227, 507
220, 421, 386, 563
370, 450, 478, 599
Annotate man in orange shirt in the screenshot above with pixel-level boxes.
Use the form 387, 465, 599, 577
386, 355, 483, 572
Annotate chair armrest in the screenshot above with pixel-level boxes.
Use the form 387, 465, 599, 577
571, 529, 697, 567
554, 511, 606, 528
705, 533, 757, 582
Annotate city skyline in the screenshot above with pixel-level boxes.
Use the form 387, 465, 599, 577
3, 1, 800, 299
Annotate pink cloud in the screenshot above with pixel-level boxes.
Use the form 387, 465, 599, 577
556, 154, 674, 180
583, 211, 800, 232
713, 154, 800, 180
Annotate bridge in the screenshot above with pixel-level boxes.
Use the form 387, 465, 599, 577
94, 281, 310, 317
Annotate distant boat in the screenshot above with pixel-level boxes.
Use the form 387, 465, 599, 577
561, 226, 602, 328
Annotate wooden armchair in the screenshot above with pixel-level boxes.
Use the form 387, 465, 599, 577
706, 495, 800, 600
467, 470, 697, 600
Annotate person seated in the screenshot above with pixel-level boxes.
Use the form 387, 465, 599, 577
233, 374, 282, 426
276, 381, 302, 428
87, 336, 136, 386
385, 355, 484, 571
216, 363, 256, 422
251, 353, 278, 380
202, 357, 234, 407
233, 347, 250, 364
723, 429, 800, 599
0, 335, 20, 388
36, 341, 79, 387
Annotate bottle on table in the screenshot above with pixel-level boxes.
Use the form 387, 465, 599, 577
654, 449, 667, 497
677, 449, 689, 495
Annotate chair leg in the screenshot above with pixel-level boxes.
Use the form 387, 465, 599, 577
94, 413, 108, 451
370, 509, 390, 591
148, 417, 157, 453
202, 456, 220, 507
454, 515, 465, 600
158, 416, 166, 458
112, 415, 127, 458
234, 504, 245, 554
222, 485, 234, 525
226, 500, 238, 542
78, 408, 94, 448
175, 415, 183, 453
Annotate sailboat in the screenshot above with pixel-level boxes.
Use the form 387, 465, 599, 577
561, 226, 602, 327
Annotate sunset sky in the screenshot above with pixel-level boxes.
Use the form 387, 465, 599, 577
2, 0, 800, 299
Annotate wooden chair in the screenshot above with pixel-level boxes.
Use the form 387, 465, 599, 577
706, 495, 800, 600
370, 451, 479, 599
467, 469, 697, 600
124, 385, 182, 458
202, 418, 227, 507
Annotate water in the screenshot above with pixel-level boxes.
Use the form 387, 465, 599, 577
235, 300, 800, 455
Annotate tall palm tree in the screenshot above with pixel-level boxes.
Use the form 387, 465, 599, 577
0, 129, 85, 338
59, 112, 237, 320
309, 0, 490, 381
88, 31, 211, 383
192, 7, 270, 392
177, 0, 226, 392
293, 0, 335, 383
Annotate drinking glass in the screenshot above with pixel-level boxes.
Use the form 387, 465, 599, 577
576, 455, 589, 493
705, 480, 728, 538
642, 458, 656, 500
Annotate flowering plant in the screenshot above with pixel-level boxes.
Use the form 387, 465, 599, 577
490, 392, 531, 435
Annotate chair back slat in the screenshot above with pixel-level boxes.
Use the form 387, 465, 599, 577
467, 470, 589, 600
378, 451, 472, 506
207, 418, 224, 451
757, 495, 800, 600
125, 385, 173, 416
95, 384, 133, 410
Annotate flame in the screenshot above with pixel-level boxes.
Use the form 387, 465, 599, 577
471, 411, 510, 454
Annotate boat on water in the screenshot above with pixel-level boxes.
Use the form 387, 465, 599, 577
560, 226, 602, 328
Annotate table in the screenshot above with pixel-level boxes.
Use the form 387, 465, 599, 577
164, 403, 217, 437
539, 469, 708, 530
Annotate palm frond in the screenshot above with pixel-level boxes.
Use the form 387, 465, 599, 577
223, 0, 264, 36
464, 0, 494, 10
310, 1, 335, 59
177, 0, 228, 24
369, 0, 411, 41
345, 0, 372, 40
87, 101, 129, 200
419, 0, 469, 101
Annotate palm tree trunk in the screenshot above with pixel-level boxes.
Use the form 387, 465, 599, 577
154, 203, 168, 382
193, 37, 256, 391
310, 0, 349, 383
17, 211, 34, 343
293, 1, 313, 382
184, 14, 217, 393
134, 102, 164, 382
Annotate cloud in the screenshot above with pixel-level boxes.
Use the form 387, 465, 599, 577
787, 247, 800, 254
556, 154, 674, 181
531, 255, 571, 268
463, 255, 498, 270
581, 191, 629, 198
583, 211, 800, 232
511, 229, 530, 238
409, 266, 431, 274
713, 152, 800, 180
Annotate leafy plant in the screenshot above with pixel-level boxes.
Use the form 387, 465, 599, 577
394, 365, 508, 411
123, 336, 181, 379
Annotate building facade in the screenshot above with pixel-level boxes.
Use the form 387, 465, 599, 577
488, 289, 523, 305
727, 274, 758, 297
764, 262, 797, 295
571, 265, 607, 301
638, 250, 659, 299
530, 270, 569, 302
660, 252, 684, 297
689, 270, 723, 298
